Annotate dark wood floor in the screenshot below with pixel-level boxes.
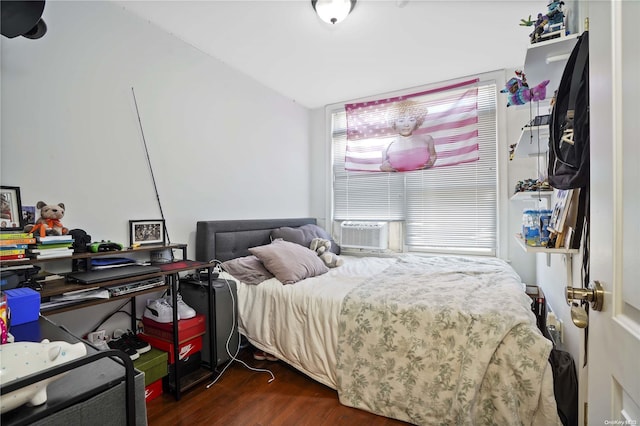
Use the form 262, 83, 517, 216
146, 347, 411, 426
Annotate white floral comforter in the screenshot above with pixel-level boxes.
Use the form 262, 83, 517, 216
336, 255, 560, 426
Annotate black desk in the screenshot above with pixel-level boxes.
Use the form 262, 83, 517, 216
1, 316, 147, 426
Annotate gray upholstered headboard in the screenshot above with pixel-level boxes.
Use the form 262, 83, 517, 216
195, 218, 317, 263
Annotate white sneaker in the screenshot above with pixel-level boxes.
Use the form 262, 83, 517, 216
165, 293, 196, 320
144, 298, 177, 323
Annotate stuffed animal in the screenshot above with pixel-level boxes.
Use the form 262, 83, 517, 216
24, 201, 68, 237
309, 237, 344, 268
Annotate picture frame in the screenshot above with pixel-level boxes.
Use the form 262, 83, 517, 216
22, 205, 36, 226
129, 219, 165, 246
1, 186, 25, 231
548, 189, 574, 234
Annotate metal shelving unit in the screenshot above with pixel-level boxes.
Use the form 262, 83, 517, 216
0, 243, 214, 401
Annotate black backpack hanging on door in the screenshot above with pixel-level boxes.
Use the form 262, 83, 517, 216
548, 31, 589, 190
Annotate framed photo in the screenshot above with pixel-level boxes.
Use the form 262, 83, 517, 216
22, 205, 36, 226
548, 189, 574, 234
129, 219, 165, 246
1, 186, 24, 231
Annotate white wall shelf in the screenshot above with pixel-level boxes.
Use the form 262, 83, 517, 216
514, 234, 578, 285
523, 33, 580, 98
514, 234, 579, 254
510, 191, 553, 201
514, 125, 549, 157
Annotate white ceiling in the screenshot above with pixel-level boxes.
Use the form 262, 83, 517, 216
115, 0, 541, 109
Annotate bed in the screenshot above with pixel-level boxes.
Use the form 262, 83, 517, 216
195, 218, 560, 426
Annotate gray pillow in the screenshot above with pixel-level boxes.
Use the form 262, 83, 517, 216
270, 224, 341, 254
221, 255, 274, 285
249, 239, 329, 284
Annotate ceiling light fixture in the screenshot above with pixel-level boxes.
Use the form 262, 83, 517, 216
311, 0, 357, 25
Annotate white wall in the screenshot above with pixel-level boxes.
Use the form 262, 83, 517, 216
309, 107, 327, 228
1, 1, 311, 334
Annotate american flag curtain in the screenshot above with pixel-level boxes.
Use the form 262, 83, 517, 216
344, 78, 480, 172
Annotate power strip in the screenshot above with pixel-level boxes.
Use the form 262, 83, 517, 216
86, 329, 106, 343
86, 329, 110, 350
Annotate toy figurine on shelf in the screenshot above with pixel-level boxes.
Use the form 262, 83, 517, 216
509, 143, 518, 161
546, 1, 566, 28
519, 14, 535, 27
523, 1, 567, 43
500, 70, 550, 107
530, 12, 548, 43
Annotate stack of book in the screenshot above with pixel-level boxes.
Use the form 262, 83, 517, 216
0, 232, 36, 261
27, 235, 75, 259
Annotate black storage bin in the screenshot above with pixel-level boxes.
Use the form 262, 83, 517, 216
178, 277, 239, 369
167, 351, 202, 387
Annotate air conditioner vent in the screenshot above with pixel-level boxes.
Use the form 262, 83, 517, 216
340, 221, 389, 250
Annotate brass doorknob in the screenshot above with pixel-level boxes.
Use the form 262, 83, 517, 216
565, 280, 604, 311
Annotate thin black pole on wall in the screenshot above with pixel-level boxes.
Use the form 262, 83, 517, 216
131, 87, 171, 246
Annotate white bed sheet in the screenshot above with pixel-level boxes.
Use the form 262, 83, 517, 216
227, 253, 559, 425
225, 255, 397, 388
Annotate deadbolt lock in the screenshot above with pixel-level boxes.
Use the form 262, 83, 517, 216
565, 280, 604, 311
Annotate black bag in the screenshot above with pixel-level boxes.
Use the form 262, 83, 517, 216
549, 348, 578, 426
548, 31, 589, 190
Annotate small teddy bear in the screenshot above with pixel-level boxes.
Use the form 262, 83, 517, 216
24, 201, 69, 237
310, 237, 343, 268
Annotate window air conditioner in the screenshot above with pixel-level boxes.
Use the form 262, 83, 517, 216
340, 221, 389, 250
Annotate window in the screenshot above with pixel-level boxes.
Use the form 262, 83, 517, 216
331, 77, 498, 255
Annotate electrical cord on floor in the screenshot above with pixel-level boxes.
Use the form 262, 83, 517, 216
205, 259, 275, 388
88, 299, 132, 333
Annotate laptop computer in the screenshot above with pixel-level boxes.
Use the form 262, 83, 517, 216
66, 264, 161, 284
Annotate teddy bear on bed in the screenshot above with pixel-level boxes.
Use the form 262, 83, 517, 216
310, 238, 343, 268
24, 201, 69, 237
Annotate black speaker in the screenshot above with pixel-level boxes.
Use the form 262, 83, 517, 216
1, 1, 47, 39
179, 277, 239, 369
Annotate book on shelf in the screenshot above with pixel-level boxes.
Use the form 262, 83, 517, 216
28, 247, 73, 254
0, 244, 30, 250
35, 235, 74, 243
30, 250, 74, 259
0, 232, 33, 240
0, 249, 26, 256
561, 190, 583, 249
32, 242, 73, 250
0, 253, 27, 261
548, 189, 574, 234
548, 189, 581, 248
0, 238, 36, 246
